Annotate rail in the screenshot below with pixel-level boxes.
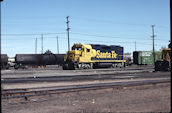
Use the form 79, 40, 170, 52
2, 79, 170, 99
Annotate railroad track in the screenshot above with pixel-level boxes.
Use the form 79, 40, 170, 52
2, 69, 160, 84
2, 79, 170, 99
1, 65, 154, 76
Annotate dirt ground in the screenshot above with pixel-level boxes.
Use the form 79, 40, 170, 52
2, 83, 171, 113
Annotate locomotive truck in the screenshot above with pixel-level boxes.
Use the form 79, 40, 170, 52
63, 43, 126, 69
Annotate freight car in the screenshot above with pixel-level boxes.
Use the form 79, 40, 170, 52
14, 54, 43, 69
133, 51, 162, 65
14, 53, 65, 69
63, 43, 126, 70
54, 54, 65, 65
1, 54, 9, 69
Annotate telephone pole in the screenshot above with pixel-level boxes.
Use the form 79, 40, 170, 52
57, 35, 59, 54
41, 34, 43, 54
35, 38, 37, 54
135, 41, 136, 51
66, 16, 70, 51
151, 25, 156, 65
0, 0, 2, 55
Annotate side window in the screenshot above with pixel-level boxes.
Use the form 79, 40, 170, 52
87, 49, 90, 52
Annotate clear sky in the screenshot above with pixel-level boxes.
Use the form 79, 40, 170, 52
1, 0, 170, 57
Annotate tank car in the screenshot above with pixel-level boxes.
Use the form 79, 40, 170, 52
54, 54, 65, 66
14, 54, 43, 69
1, 54, 9, 69
14, 53, 65, 69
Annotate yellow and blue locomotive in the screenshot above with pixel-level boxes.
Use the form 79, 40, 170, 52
63, 43, 126, 69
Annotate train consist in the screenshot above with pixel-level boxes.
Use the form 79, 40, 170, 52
63, 43, 126, 69
1, 53, 65, 69
2, 43, 170, 71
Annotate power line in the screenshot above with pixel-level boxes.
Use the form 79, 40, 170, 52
1, 36, 169, 42
1, 35, 168, 45
1, 32, 66, 36
70, 32, 169, 41
59, 36, 166, 47
1, 32, 169, 41
58, 36, 154, 45
72, 16, 169, 28
71, 32, 150, 40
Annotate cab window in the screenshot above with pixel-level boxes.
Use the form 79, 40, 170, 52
78, 47, 81, 50
87, 49, 90, 52
73, 47, 81, 50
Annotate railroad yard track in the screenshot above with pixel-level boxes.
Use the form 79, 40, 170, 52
1, 65, 154, 75
1, 71, 169, 83
2, 79, 170, 99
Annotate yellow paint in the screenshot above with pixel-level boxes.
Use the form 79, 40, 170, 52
96, 50, 117, 58
65, 43, 126, 64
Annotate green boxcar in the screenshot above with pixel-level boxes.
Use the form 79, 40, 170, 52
133, 51, 162, 65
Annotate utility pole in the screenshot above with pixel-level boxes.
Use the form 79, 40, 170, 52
135, 41, 136, 51
66, 16, 70, 51
41, 34, 43, 54
0, 0, 2, 56
170, 0, 171, 46
151, 25, 156, 65
57, 35, 59, 54
0, 0, 3, 76
35, 38, 37, 54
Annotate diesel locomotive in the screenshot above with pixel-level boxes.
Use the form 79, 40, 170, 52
155, 42, 171, 71
63, 43, 126, 69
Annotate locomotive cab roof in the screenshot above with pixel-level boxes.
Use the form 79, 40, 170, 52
72, 43, 123, 51
72, 43, 92, 50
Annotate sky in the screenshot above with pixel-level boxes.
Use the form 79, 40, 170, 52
1, 0, 170, 57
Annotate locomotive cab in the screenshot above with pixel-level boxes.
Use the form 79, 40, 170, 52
63, 43, 96, 69
66, 44, 82, 62
155, 48, 171, 71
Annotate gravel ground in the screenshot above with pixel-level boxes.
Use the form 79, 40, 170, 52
2, 83, 171, 113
